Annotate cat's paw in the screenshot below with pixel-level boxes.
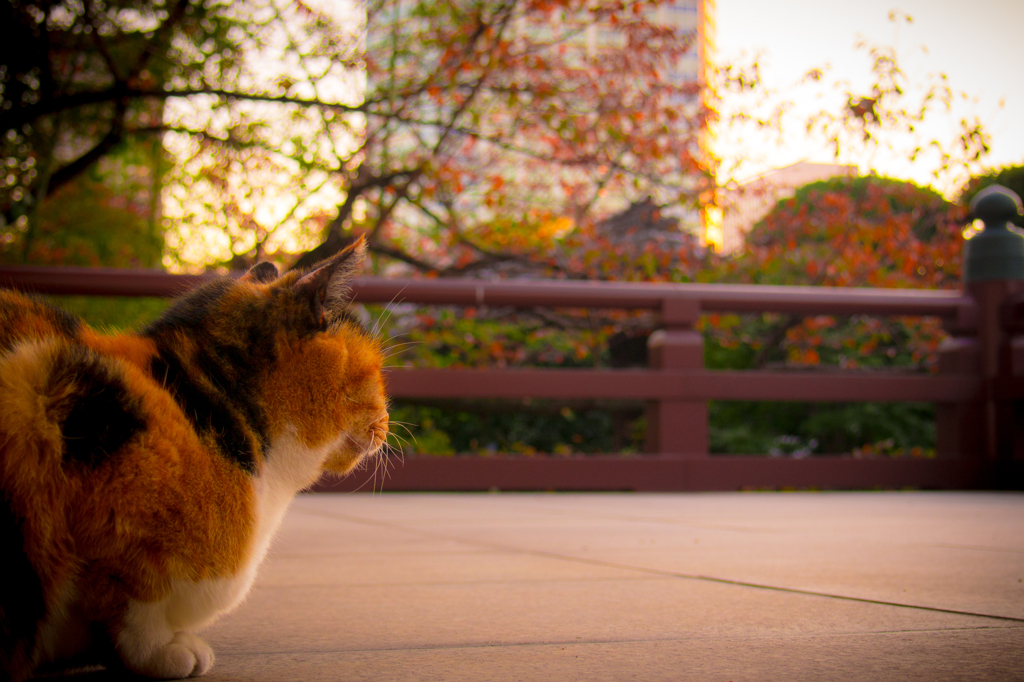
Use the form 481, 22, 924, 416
134, 632, 214, 679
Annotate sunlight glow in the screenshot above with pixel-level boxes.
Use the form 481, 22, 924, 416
703, 205, 723, 250
962, 218, 985, 241
714, 0, 1024, 199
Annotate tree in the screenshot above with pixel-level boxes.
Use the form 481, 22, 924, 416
709, 175, 963, 372
690, 175, 967, 457
2, 0, 712, 273
2, 2, 992, 457
959, 164, 1024, 228
713, 11, 992, 197
738, 175, 962, 290
0, 0, 240, 267
4, 142, 166, 267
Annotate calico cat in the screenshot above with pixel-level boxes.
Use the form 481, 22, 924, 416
0, 238, 389, 681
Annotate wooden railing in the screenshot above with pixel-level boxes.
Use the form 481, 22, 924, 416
2, 263, 1021, 492
3, 186, 1024, 491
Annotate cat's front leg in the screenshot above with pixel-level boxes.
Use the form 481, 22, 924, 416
115, 600, 214, 679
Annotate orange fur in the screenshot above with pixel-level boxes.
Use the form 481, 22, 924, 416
0, 238, 387, 680
263, 330, 388, 474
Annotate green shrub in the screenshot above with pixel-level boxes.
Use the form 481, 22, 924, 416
44, 295, 169, 332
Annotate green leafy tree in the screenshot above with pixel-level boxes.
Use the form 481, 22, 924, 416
0, 0, 236, 263
2, 0, 714, 272
959, 164, 1024, 227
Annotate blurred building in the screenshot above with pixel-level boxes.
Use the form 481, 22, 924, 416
657, 0, 715, 105
362, 1, 717, 266
535, 0, 717, 237
549, 0, 713, 88
657, 0, 716, 242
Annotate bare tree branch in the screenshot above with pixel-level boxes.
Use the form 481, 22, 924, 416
47, 99, 128, 196
1, 86, 368, 133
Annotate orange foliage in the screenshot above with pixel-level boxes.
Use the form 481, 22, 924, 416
709, 176, 967, 371
736, 176, 963, 290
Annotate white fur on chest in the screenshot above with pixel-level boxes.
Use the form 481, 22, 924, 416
133, 428, 343, 632
39, 428, 342, 670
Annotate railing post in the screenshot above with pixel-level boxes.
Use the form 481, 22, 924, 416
1002, 294, 1024, 463
961, 185, 1024, 485
645, 297, 708, 456
936, 300, 981, 461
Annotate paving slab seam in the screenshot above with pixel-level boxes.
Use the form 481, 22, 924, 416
270, 550, 498, 558
212, 624, 1024, 659
486, 508, 1024, 552
927, 543, 1024, 554
253, 576, 671, 589
295, 506, 1024, 625
458, 505, 791, 534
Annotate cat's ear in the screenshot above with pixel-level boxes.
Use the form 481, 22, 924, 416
293, 236, 366, 323
240, 262, 279, 284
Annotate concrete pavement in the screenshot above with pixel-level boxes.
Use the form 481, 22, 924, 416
52, 491, 1024, 681
208, 491, 1024, 681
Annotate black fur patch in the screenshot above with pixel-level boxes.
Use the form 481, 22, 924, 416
143, 279, 234, 337
0, 497, 46, 668
44, 301, 81, 339
150, 350, 261, 474
191, 342, 270, 445
144, 277, 279, 473
49, 348, 146, 467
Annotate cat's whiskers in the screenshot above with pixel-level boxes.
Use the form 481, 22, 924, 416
387, 433, 412, 453
385, 438, 407, 467
370, 307, 391, 341
380, 338, 418, 365
369, 289, 408, 340
381, 336, 415, 351
386, 421, 415, 464
383, 454, 396, 493
375, 449, 392, 494
368, 295, 408, 492
366, 443, 390, 495
348, 436, 387, 493
353, 419, 392, 495
348, 469, 376, 494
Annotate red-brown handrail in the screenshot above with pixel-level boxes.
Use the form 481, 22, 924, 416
383, 368, 980, 402
0, 265, 976, 320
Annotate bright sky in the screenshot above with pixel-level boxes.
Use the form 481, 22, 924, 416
715, 0, 1024, 194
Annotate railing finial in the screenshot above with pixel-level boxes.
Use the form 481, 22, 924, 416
964, 184, 1024, 283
